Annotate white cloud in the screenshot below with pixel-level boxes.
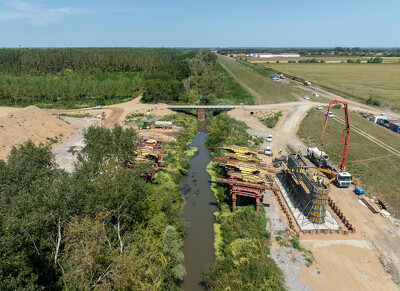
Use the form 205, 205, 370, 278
1, 0, 76, 25
7, 0, 37, 11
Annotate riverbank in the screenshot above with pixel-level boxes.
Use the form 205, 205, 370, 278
201, 113, 285, 290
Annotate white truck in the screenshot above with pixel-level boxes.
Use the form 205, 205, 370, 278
307, 147, 329, 161
154, 121, 173, 129
308, 147, 352, 188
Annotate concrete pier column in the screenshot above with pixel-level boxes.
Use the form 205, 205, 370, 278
197, 109, 206, 121
232, 193, 237, 213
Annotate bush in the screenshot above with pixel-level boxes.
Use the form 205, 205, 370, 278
261, 111, 282, 128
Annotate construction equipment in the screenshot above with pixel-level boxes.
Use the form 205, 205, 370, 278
319, 99, 352, 188
138, 121, 151, 130
154, 121, 172, 129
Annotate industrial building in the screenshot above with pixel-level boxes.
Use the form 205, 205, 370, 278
249, 53, 300, 58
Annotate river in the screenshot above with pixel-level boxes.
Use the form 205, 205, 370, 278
180, 122, 218, 291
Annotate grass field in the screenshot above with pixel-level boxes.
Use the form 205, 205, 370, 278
218, 56, 301, 104
247, 56, 400, 64
262, 63, 400, 110
298, 107, 400, 217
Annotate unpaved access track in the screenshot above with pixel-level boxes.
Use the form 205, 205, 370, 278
321, 109, 400, 157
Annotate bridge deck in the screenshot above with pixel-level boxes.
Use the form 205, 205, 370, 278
167, 105, 237, 111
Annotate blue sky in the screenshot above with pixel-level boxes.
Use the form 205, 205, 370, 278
0, 0, 399, 48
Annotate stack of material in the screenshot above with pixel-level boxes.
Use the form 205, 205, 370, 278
218, 146, 258, 155
360, 196, 381, 213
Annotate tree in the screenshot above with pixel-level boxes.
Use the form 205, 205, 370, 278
79, 124, 139, 169
61, 212, 117, 289
161, 225, 186, 284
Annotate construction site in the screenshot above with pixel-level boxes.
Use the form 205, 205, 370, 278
1, 93, 399, 290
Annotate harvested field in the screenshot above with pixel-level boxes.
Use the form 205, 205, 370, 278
264, 63, 400, 110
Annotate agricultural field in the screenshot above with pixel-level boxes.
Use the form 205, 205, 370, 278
218, 56, 302, 104
247, 56, 400, 63
298, 107, 400, 217
263, 63, 400, 110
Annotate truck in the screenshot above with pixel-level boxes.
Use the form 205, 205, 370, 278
154, 121, 173, 129
307, 147, 352, 187
304, 81, 311, 86
307, 147, 329, 161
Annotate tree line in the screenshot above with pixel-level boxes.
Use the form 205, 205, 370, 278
0, 48, 187, 74
0, 113, 197, 289
0, 48, 251, 108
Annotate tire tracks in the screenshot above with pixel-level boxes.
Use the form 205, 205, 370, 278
322, 110, 400, 157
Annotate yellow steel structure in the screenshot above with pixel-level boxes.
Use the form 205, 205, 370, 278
229, 153, 261, 163
135, 149, 158, 158
224, 162, 271, 175
229, 172, 269, 184
221, 146, 258, 155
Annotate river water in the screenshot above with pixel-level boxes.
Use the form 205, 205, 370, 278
180, 124, 218, 290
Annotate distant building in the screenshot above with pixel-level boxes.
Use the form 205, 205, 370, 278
249, 52, 300, 58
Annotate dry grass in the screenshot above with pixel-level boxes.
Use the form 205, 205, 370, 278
298, 108, 400, 217
263, 63, 400, 110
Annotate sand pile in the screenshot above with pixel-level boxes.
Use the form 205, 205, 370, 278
0, 106, 77, 160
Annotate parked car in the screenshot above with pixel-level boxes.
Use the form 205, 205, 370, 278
316, 105, 323, 110
327, 111, 334, 118
273, 155, 286, 167
266, 134, 273, 142
264, 146, 272, 156
92, 105, 102, 110
303, 95, 310, 100
312, 93, 319, 97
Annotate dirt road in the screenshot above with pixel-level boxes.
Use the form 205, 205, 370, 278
53, 116, 99, 172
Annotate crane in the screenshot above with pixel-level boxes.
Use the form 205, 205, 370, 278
318, 99, 352, 187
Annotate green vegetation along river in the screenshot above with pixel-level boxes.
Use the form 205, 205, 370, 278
180, 129, 218, 290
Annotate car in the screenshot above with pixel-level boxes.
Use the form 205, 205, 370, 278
266, 134, 273, 142
264, 146, 272, 156
327, 111, 334, 118
92, 105, 102, 110
303, 95, 310, 100
312, 93, 319, 97
316, 105, 323, 110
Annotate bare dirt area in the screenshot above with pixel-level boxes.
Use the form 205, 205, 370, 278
0, 106, 77, 160
53, 116, 99, 172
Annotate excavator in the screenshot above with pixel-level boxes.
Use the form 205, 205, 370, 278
317, 99, 352, 188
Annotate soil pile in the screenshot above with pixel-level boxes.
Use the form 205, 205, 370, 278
0, 106, 76, 160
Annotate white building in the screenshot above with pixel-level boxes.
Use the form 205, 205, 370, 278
250, 52, 300, 58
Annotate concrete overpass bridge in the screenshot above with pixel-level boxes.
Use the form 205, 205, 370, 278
166, 105, 238, 120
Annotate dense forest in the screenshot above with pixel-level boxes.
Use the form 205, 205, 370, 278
0, 48, 251, 108
0, 113, 197, 289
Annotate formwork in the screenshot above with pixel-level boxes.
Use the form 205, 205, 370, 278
279, 154, 341, 230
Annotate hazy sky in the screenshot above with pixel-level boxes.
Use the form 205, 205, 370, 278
1, 0, 399, 47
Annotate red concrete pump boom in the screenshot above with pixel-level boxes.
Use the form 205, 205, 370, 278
320, 99, 350, 172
